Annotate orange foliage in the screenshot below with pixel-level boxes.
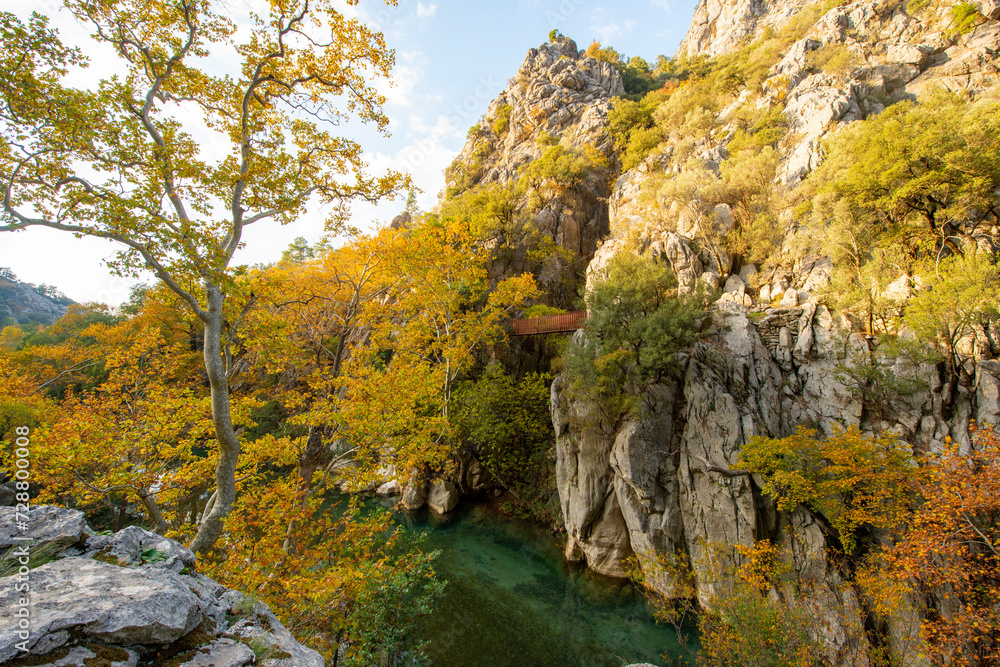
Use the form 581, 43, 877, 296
876, 427, 1000, 665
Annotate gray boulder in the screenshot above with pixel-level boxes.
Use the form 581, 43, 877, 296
223, 591, 325, 667
427, 479, 460, 514
0, 558, 206, 662
0, 505, 92, 556
0, 506, 325, 667
85, 525, 196, 573
174, 638, 256, 667
0, 484, 14, 507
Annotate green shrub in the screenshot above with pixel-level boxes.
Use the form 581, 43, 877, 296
453, 365, 557, 523
567, 253, 711, 427
493, 103, 512, 136
622, 127, 664, 170
607, 88, 670, 168
805, 43, 859, 78
950, 2, 981, 36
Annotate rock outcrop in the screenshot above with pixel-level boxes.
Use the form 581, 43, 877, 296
553, 289, 999, 661
447, 37, 622, 259
0, 275, 70, 326
0, 506, 323, 667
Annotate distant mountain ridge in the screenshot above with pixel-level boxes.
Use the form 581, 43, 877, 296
0, 268, 72, 326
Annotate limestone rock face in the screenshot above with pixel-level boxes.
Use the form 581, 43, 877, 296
553, 285, 1000, 660
0, 508, 324, 667
448, 38, 622, 260
546, 0, 1000, 663
0, 558, 207, 660
677, 0, 814, 58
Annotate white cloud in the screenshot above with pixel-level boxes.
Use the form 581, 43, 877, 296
416, 2, 437, 19
590, 9, 636, 44
375, 50, 428, 108
651, 0, 671, 11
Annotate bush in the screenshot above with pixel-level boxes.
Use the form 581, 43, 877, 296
493, 103, 512, 136
699, 588, 824, 667
452, 365, 557, 523
567, 253, 711, 426
805, 43, 859, 78
607, 88, 670, 169
630, 540, 825, 667
950, 2, 981, 36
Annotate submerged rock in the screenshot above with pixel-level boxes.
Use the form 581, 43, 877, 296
427, 479, 460, 514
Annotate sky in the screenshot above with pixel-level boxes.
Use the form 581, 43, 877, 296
0, 0, 700, 305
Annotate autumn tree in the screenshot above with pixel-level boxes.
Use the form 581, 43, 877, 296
867, 426, 1000, 665
335, 219, 539, 490
0, 0, 407, 552
739, 425, 916, 556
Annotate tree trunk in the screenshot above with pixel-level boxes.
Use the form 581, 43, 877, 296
189, 282, 242, 554
113, 495, 128, 532
139, 491, 169, 534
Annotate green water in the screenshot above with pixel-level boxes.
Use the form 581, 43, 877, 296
382, 499, 695, 667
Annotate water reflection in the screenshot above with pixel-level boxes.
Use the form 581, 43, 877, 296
383, 499, 695, 667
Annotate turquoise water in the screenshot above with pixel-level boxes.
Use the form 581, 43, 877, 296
382, 499, 696, 667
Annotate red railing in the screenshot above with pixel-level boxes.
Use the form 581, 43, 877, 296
511, 311, 587, 336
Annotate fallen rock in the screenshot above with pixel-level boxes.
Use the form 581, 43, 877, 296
376, 479, 402, 496
402, 474, 428, 510
48, 644, 139, 667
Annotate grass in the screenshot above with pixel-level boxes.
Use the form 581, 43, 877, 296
0, 540, 63, 576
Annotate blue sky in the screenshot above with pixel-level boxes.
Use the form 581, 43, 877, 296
0, 0, 699, 304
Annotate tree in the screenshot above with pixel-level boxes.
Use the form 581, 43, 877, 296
336, 219, 539, 488
805, 90, 1000, 265
0, 0, 407, 552
904, 253, 1000, 375
0, 325, 23, 350
568, 252, 711, 427
452, 364, 555, 519
867, 426, 1000, 665
738, 426, 916, 556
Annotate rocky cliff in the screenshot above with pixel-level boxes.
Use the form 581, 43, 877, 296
544, 0, 1000, 663
446, 37, 622, 258
0, 506, 324, 667
0, 276, 70, 326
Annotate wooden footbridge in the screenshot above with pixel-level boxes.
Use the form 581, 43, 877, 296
510, 311, 587, 336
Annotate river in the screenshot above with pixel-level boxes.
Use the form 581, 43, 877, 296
379, 498, 696, 667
